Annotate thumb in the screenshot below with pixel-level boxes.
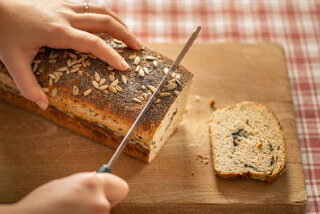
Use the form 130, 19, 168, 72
2, 49, 49, 110
95, 173, 129, 207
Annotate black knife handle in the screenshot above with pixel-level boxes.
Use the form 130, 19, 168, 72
96, 164, 112, 173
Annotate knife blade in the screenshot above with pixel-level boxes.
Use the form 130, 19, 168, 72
96, 26, 201, 173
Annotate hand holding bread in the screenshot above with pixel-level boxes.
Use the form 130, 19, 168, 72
0, 0, 142, 110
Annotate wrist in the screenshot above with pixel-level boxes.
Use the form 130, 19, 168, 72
0, 0, 8, 12
0, 203, 20, 214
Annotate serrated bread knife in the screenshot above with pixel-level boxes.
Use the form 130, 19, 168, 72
96, 26, 201, 173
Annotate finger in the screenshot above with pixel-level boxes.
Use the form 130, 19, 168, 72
48, 25, 129, 71
63, 1, 127, 27
71, 14, 143, 50
95, 173, 129, 207
2, 49, 49, 110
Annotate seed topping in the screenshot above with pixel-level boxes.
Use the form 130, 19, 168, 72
57, 67, 68, 72
133, 56, 140, 65
113, 39, 123, 44
48, 74, 56, 79
109, 73, 115, 82
69, 53, 77, 59
135, 65, 140, 72
154, 99, 161, 104
54, 74, 60, 83
83, 88, 92, 96
115, 86, 123, 92
121, 75, 127, 85
138, 68, 144, 77
111, 79, 118, 87
160, 92, 171, 97
128, 55, 136, 60
143, 67, 150, 74
73, 85, 79, 95
133, 98, 142, 103
165, 83, 177, 91
92, 80, 100, 89
32, 63, 38, 72
85, 60, 91, 66
99, 78, 106, 86
70, 67, 78, 73
109, 86, 117, 93
95, 72, 101, 82
33, 59, 41, 64
153, 60, 158, 68
147, 85, 156, 93
49, 51, 59, 59
67, 59, 72, 67
146, 56, 156, 60
99, 85, 109, 90
175, 79, 181, 86
49, 78, 53, 86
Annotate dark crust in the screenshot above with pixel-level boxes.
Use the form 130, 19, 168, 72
0, 34, 193, 134
0, 87, 150, 162
208, 101, 286, 183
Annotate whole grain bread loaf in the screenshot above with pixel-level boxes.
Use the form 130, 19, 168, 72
0, 34, 193, 162
208, 101, 286, 182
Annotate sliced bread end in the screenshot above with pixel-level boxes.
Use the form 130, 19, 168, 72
208, 101, 286, 182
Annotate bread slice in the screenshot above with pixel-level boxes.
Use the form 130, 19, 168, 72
208, 102, 286, 182
0, 34, 193, 162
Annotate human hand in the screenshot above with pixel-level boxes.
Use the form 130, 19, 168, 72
10, 172, 129, 214
0, 0, 142, 110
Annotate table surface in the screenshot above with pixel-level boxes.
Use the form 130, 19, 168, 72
95, 1, 319, 213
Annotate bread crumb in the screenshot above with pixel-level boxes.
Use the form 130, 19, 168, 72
197, 155, 209, 165
197, 154, 208, 160
257, 142, 263, 148
191, 172, 195, 175
210, 99, 216, 109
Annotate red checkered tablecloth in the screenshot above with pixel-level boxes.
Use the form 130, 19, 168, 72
94, 0, 320, 212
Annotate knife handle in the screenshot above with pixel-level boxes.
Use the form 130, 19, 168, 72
96, 164, 112, 173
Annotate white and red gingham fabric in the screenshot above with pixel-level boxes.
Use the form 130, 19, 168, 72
90, 0, 320, 212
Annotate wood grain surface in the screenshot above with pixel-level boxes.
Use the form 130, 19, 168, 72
0, 43, 306, 213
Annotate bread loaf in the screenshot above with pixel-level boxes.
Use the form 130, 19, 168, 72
208, 102, 286, 182
0, 34, 193, 162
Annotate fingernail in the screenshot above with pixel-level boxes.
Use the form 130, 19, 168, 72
36, 99, 48, 110
135, 38, 144, 50
120, 59, 130, 70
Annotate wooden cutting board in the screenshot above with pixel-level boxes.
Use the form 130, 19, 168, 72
0, 43, 307, 213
